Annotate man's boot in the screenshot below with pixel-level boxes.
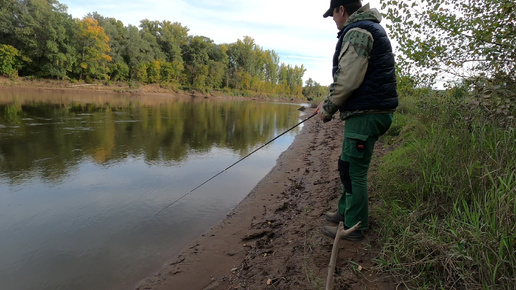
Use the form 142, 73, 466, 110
325, 210, 345, 224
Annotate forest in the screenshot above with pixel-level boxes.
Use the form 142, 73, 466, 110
0, 0, 328, 99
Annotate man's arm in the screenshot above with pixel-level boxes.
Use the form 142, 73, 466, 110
318, 28, 374, 122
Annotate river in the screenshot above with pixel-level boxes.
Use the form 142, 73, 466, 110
0, 89, 308, 289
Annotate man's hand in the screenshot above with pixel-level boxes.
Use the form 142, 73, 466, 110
316, 101, 332, 123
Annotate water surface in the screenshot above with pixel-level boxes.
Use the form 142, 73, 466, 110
0, 89, 307, 289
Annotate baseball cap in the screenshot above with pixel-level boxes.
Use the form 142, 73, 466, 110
323, 0, 356, 18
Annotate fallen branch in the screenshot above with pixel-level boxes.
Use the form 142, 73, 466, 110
326, 221, 362, 290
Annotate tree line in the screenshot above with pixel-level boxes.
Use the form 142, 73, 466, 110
0, 0, 328, 99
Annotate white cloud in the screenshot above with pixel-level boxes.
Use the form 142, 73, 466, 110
61, 0, 384, 86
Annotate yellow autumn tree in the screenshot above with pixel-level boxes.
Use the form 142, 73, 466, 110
76, 17, 112, 81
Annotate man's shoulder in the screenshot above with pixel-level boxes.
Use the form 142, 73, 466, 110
347, 6, 382, 25
344, 18, 386, 40
342, 28, 374, 57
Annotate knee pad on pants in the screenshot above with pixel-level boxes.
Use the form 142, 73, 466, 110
338, 158, 352, 194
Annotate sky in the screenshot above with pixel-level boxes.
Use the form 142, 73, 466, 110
59, 0, 384, 86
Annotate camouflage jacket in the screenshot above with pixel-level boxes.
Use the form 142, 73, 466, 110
320, 4, 398, 120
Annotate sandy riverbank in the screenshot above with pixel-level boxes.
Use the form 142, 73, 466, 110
135, 111, 397, 289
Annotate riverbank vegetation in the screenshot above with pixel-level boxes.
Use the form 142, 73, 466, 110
372, 0, 515, 288
374, 77, 515, 289
0, 0, 328, 99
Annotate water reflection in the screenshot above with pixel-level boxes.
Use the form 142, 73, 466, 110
0, 91, 302, 184
0, 89, 306, 290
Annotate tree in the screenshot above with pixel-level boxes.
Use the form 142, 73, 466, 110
160, 60, 183, 85
278, 63, 305, 97
226, 36, 264, 90
124, 24, 149, 79
91, 12, 129, 81
0, 0, 16, 44
381, 0, 516, 86
158, 21, 188, 63
139, 19, 166, 61
0, 0, 76, 78
133, 62, 148, 83
182, 36, 213, 90
228, 36, 262, 76
303, 78, 328, 100
203, 42, 228, 89
146, 60, 162, 84
75, 17, 112, 81
263, 50, 280, 85
0, 44, 22, 77
37, 1, 77, 79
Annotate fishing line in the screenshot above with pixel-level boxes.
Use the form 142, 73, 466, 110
155, 110, 318, 215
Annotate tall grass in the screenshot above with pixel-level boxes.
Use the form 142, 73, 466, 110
373, 84, 516, 288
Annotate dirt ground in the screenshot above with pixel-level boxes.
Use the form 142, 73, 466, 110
135, 111, 398, 290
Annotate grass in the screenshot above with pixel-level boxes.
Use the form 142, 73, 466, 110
371, 82, 516, 289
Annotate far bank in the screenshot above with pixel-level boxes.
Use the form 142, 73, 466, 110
0, 76, 311, 103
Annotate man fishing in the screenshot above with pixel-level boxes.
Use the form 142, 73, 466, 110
317, 0, 398, 241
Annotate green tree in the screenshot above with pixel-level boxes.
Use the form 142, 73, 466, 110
206, 43, 229, 89
263, 50, 280, 85
0, 0, 76, 78
147, 60, 161, 84
124, 24, 150, 79
0, 44, 22, 77
381, 0, 516, 85
183, 36, 226, 90
160, 60, 184, 85
226, 36, 263, 90
139, 19, 166, 61
278, 63, 305, 97
303, 78, 328, 100
133, 62, 148, 83
157, 21, 188, 63
227, 36, 262, 77
0, 0, 16, 43
38, 3, 77, 79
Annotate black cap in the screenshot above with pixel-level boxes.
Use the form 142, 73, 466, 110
323, 0, 356, 18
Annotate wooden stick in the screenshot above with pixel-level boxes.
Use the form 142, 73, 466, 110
325, 221, 362, 290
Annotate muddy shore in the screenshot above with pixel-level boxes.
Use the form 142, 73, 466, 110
135, 111, 397, 289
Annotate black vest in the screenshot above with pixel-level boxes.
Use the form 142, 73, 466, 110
333, 20, 398, 111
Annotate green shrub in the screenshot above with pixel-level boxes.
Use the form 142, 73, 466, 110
0, 44, 22, 78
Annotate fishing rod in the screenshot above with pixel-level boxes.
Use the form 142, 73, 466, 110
155, 110, 318, 215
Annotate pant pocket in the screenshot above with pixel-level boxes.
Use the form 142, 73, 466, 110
344, 133, 369, 159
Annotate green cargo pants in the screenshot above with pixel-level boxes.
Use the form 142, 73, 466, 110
338, 113, 393, 230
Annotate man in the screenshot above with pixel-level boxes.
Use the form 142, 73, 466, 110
317, 0, 398, 241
